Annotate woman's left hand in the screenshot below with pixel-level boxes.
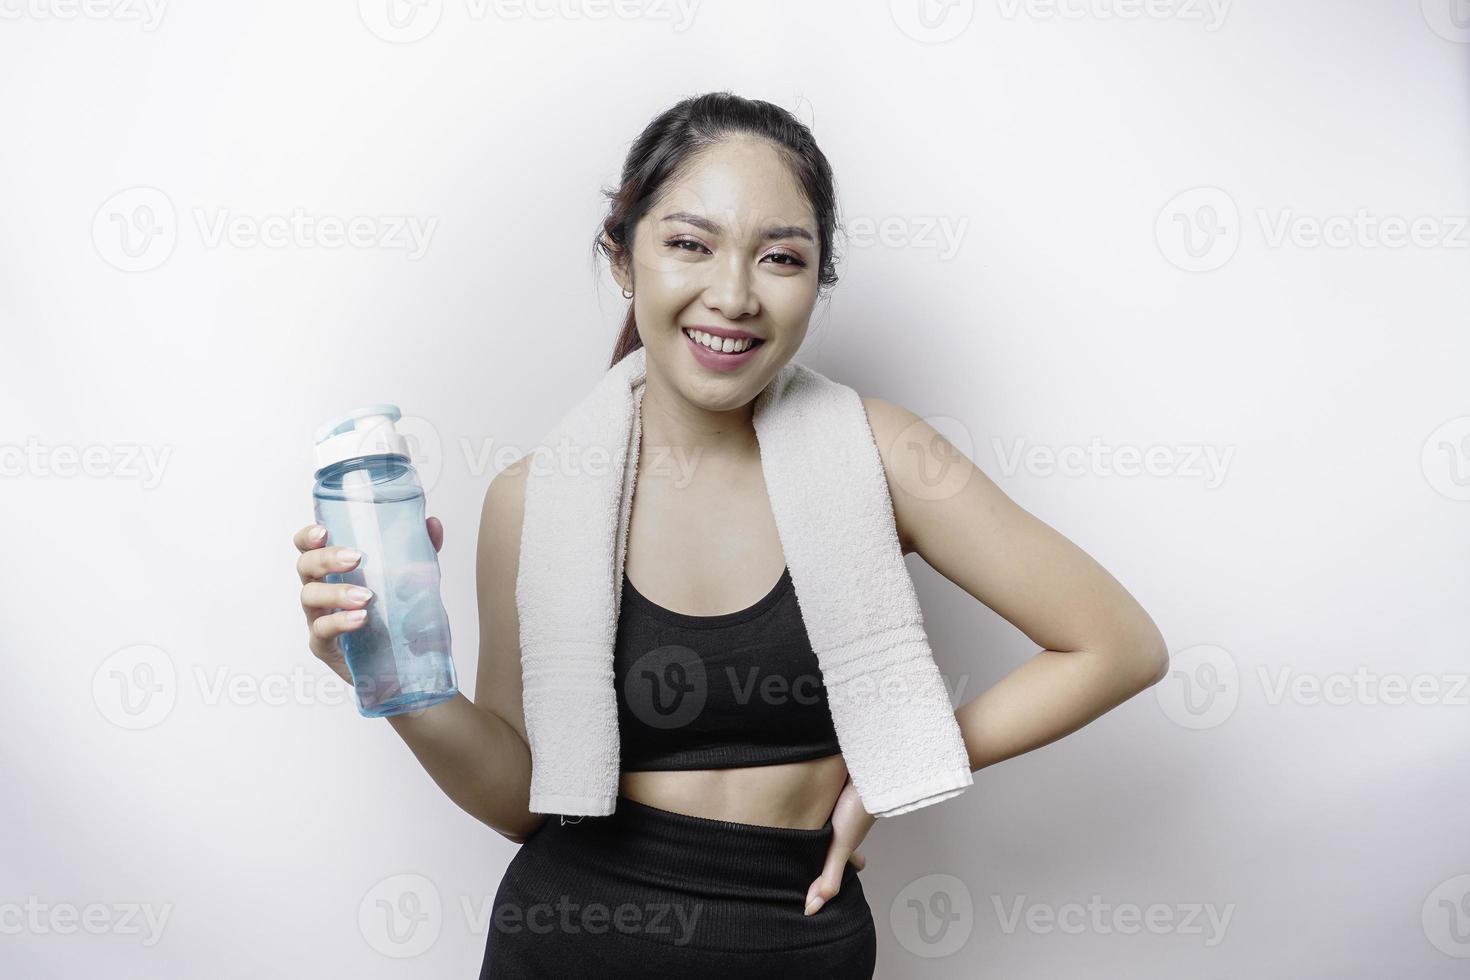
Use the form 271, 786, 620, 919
805, 776, 876, 916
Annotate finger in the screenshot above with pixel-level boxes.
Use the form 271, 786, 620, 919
805, 843, 851, 916
296, 544, 363, 584
426, 516, 444, 554
310, 608, 369, 643
294, 524, 328, 553
300, 581, 374, 613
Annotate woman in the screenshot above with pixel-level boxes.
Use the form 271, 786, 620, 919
293, 92, 1169, 977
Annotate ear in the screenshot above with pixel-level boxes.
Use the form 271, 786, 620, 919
602, 233, 632, 293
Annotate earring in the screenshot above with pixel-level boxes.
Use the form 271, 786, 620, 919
621, 287, 633, 299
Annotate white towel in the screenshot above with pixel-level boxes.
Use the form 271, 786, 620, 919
515, 345, 974, 818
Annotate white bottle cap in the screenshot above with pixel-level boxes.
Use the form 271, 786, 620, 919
313, 403, 411, 471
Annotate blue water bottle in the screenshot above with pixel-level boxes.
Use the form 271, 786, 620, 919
311, 404, 457, 717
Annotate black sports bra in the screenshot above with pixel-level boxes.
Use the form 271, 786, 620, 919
613, 564, 843, 771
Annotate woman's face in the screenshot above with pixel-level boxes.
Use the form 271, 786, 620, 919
612, 135, 821, 411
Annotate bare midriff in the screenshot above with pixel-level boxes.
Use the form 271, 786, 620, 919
619, 753, 851, 830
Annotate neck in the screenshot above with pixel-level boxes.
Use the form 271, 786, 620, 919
637, 369, 760, 467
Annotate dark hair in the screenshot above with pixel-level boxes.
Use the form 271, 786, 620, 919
594, 91, 841, 369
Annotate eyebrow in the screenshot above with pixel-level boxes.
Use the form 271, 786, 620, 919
661, 211, 815, 244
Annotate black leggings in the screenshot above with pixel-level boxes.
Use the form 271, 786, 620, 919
479, 795, 876, 978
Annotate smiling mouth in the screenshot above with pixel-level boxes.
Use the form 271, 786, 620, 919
682, 328, 765, 355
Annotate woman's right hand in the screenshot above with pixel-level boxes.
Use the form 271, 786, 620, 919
294, 518, 445, 686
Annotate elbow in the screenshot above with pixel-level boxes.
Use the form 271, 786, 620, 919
1132, 629, 1171, 691
1098, 625, 1170, 693
1139, 650, 1170, 691
493, 812, 548, 846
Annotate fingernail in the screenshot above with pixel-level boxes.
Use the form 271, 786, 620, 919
804, 895, 824, 916
347, 587, 373, 603
308, 526, 326, 542
338, 548, 362, 565
346, 609, 367, 621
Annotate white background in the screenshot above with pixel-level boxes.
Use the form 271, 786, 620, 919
2, 1, 1468, 977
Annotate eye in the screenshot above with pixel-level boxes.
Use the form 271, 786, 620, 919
664, 237, 710, 254
664, 237, 808, 268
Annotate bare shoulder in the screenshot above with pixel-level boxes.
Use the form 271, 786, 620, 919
859, 394, 973, 556
860, 390, 1029, 572
478, 453, 530, 579
482, 452, 531, 522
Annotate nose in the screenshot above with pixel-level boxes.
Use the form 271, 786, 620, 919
702, 252, 759, 321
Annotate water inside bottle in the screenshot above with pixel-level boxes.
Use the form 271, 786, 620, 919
313, 454, 456, 716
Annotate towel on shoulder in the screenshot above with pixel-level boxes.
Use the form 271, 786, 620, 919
515, 345, 974, 818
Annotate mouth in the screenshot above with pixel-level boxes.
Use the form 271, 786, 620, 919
681, 327, 766, 356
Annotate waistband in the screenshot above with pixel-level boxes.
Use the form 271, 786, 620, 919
521, 795, 872, 953
558, 795, 835, 900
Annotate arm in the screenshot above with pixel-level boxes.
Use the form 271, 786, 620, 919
384, 457, 547, 844
863, 397, 1170, 773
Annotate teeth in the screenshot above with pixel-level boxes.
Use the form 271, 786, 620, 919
685, 329, 757, 353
